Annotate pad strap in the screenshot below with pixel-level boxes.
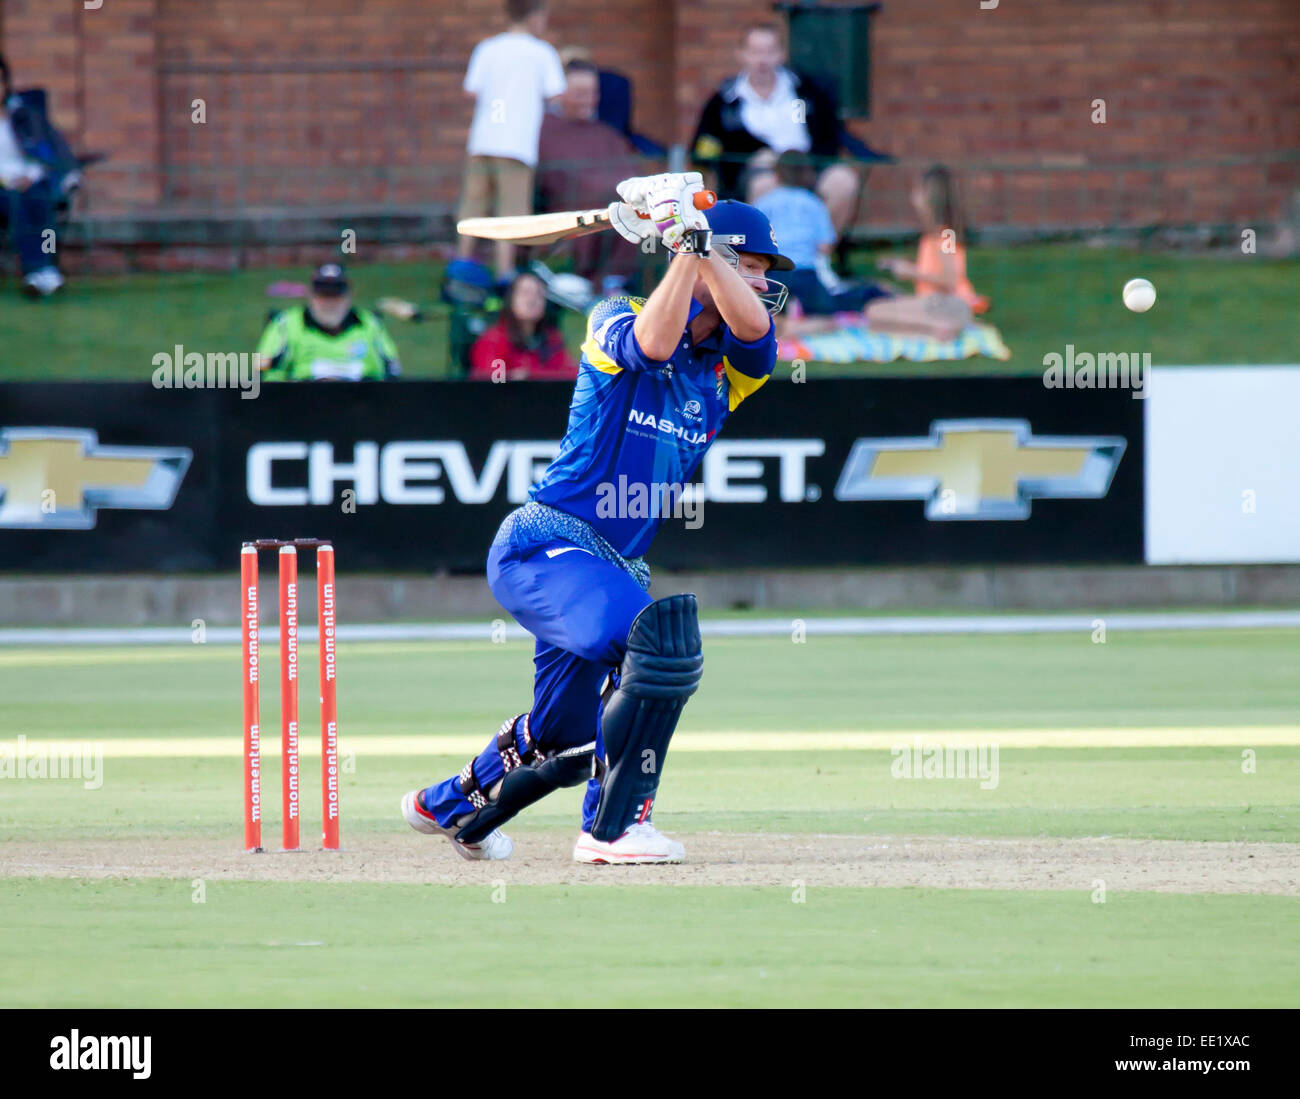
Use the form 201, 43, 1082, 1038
495, 713, 542, 772
457, 758, 488, 810
455, 745, 593, 845
460, 714, 542, 810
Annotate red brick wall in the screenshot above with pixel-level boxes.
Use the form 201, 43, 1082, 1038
674, 0, 1300, 229
3, 0, 160, 205
145, 0, 679, 208
154, 0, 467, 206
864, 0, 1300, 228
83, 0, 160, 206
3, 0, 1297, 227
2, 0, 82, 141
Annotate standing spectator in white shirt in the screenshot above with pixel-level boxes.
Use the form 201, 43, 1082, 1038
456, 0, 566, 281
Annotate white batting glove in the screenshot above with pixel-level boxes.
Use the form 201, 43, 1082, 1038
606, 201, 659, 244
616, 171, 704, 215
649, 183, 710, 255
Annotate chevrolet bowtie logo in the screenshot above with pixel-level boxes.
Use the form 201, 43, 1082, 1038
0, 428, 192, 529
834, 419, 1126, 520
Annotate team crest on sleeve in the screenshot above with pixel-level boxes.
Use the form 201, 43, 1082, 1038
713, 362, 726, 399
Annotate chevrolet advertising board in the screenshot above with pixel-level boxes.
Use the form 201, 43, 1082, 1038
0, 379, 1142, 572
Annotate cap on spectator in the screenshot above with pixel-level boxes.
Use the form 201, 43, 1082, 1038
311, 263, 350, 295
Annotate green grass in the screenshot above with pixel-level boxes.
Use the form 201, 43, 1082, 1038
6, 628, 1298, 739
7, 262, 458, 382
832, 243, 1300, 377
3, 749, 1296, 843
9, 244, 1297, 379
3, 629, 1297, 843
3, 878, 1296, 1007
2, 624, 1297, 1006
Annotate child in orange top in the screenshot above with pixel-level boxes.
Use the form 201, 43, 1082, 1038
867, 165, 984, 341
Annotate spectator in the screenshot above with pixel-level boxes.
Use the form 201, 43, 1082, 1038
469, 270, 576, 381
537, 58, 644, 287
755, 152, 887, 319
690, 23, 861, 233
457, 0, 566, 281
256, 264, 400, 381
0, 54, 79, 298
867, 166, 984, 341
558, 46, 665, 158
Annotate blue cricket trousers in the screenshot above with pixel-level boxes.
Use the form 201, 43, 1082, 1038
422, 514, 652, 830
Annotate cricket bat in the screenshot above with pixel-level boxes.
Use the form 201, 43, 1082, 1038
457, 190, 716, 246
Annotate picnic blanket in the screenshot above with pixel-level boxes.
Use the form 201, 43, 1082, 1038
777, 320, 1011, 365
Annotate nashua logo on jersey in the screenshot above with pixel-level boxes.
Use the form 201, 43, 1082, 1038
627, 408, 709, 445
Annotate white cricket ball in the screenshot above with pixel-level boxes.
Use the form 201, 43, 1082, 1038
1122, 277, 1156, 313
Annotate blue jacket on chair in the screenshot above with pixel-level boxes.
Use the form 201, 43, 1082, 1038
4, 88, 82, 195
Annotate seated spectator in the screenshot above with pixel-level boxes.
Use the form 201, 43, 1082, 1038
690, 23, 861, 233
469, 270, 576, 381
0, 54, 80, 298
256, 264, 400, 381
866, 166, 986, 341
755, 152, 888, 320
536, 57, 645, 288
457, 0, 566, 282
559, 46, 665, 158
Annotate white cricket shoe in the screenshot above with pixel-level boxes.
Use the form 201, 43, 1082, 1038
573, 822, 685, 865
401, 790, 512, 861
23, 267, 65, 298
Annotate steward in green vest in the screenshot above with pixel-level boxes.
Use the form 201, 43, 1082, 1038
257, 264, 401, 381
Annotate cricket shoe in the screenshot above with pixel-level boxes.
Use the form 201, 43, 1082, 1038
22, 267, 64, 298
401, 790, 513, 861
573, 822, 685, 865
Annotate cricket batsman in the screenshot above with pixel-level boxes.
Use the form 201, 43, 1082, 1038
402, 171, 793, 863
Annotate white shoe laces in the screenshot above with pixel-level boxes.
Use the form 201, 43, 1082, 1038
462, 829, 505, 850
626, 822, 665, 841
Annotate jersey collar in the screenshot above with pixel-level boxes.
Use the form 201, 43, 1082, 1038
303, 306, 362, 337
685, 298, 727, 351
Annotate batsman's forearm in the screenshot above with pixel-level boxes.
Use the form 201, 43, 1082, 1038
632, 253, 701, 361
699, 254, 771, 341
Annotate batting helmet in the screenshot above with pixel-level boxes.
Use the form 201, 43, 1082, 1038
704, 200, 796, 272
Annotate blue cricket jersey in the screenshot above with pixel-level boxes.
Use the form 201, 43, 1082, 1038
530, 294, 777, 558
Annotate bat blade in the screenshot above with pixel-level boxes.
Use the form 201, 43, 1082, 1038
456, 208, 611, 246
